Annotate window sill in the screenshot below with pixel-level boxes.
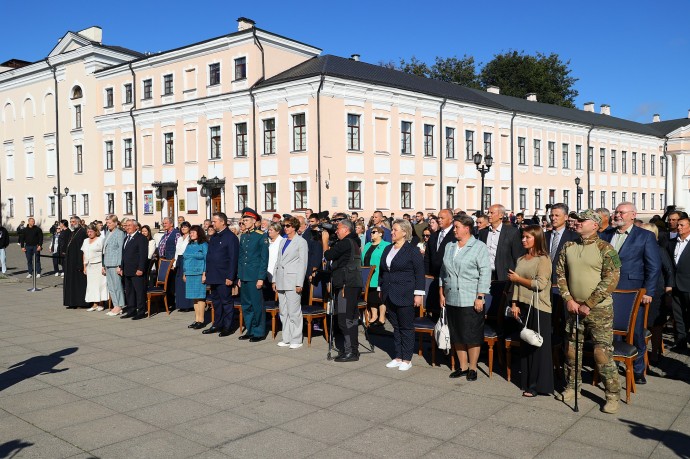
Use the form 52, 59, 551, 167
209, 157, 222, 162
445, 157, 457, 161
232, 77, 247, 83
235, 155, 248, 159
400, 153, 414, 157
347, 150, 363, 154
104, 169, 114, 172
104, 105, 114, 109
162, 93, 174, 97
71, 128, 83, 133
374, 151, 390, 156
423, 156, 436, 159
291, 150, 307, 154
141, 97, 152, 101
262, 153, 276, 157
183, 88, 197, 94
206, 84, 220, 89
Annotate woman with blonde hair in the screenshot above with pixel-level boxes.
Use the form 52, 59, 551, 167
82, 224, 109, 311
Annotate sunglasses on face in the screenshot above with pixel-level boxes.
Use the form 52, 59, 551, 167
423, 234, 430, 238
283, 224, 293, 228
370, 231, 380, 235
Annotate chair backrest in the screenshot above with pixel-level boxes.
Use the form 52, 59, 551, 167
310, 279, 325, 305
360, 266, 374, 301
157, 258, 173, 287
419, 275, 435, 317
612, 289, 645, 343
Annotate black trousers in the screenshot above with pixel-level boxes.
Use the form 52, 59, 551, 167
124, 275, 146, 315
335, 286, 360, 354
671, 288, 690, 342
210, 283, 234, 331
385, 299, 415, 361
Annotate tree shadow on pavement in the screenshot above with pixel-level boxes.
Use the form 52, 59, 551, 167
620, 419, 690, 459
0, 439, 34, 458
0, 347, 77, 393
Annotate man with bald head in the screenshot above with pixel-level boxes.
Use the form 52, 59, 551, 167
424, 209, 456, 319
478, 204, 524, 281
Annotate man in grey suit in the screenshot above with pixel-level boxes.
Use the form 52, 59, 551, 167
102, 215, 126, 316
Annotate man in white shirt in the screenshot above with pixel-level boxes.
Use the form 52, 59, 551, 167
478, 204, 524, 281
669, 218, 690, 351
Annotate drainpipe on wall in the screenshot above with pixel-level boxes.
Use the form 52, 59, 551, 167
586, 125, 594, 207
45, 57, 62, 220
438, 98, 447, 209
316, 73, 326, 212
249, 27, 265, 210
509, 111, 516, 212
128, 62, 139, 221
663, 137, 669, 206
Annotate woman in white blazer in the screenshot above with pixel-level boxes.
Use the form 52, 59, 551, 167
272, 216, 309, 349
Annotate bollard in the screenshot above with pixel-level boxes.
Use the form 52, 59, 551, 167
27, 251, 42, 292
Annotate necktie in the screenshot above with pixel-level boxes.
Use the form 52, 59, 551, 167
550, 231, 560, 261
124, 235, 131, 249
437, 229, 445, 249
614, 231, 627, 251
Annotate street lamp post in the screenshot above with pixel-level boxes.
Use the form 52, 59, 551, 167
52, 186, 69, 220
575, 177, 582, 213
473, 150, 493, 213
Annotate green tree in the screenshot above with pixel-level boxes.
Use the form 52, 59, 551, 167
480, 51, 578, 108
429, 55, 481, 88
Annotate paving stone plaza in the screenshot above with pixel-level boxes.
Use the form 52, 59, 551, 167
0, 244, 689, 458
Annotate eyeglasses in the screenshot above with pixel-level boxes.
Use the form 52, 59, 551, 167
370, 231, 380, 235
283, 224, 293, 228
613, 210, 631, 215
423, 234, 430, 238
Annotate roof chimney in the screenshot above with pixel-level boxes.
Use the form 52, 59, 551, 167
583, 102, 594, 112
600, 104, 611, 116
652, 114, 661, 123
687, 109, 690, 119
486, 85, 500, 94
350, 54, 360, 62
526, 93, 537, 102
237, 17, 255, 31
77, 26, 102, 44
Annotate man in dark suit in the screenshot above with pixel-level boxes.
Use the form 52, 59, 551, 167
478, 204, 524, 281
423, 209, 455, 319
668, 217, 690, 352
365, 211, 392, 243
601, 201, 661, 383
203, 212, 239, 337
545, 204, 580, 284
119, 219, 148, 320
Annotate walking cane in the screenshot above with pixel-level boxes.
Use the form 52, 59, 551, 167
574, 313, 580, 412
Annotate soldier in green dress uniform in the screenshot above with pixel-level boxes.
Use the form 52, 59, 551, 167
238, 208, 270, 342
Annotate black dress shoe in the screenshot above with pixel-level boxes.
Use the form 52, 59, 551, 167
249, 336, 265, 342
202, 326, 219, 335
467, 370, 478, 381
131, 313, 146, 320
334, 352, 359, 362
634, 373, 647, 385
671, 340, 687, 352
218, 328, 232, 337
120, 312, 135, 319
192, 322, 206, 330
188, 322, 199, 329
238, 334, 252, 340
449, 368, 469, 379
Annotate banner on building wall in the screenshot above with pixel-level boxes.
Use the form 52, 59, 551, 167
156, 201, 163, 212
143, 191, 154, 214
178, 199, 186, 212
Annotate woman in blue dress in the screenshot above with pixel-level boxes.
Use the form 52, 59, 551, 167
183, 225, 208, 329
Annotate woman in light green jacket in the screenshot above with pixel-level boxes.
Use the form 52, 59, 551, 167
362, 228, 391, 329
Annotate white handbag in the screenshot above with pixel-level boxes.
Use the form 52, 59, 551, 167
434, 308, 451, 354
519, 280, 544, 348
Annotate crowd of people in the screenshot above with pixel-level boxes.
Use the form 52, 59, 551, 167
5, 201, 689, 415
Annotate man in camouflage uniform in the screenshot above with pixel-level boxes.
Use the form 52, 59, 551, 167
556, 209, 621, 414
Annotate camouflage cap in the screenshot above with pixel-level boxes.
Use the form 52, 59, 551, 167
569, 209, 602, 225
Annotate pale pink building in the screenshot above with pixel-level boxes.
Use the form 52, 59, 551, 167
1, 18, 688, 230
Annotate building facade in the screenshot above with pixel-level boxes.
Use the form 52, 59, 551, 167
1, 19, 687, 230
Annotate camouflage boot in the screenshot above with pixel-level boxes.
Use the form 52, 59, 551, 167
559, 388, 580, 402
601, 394, 619, 414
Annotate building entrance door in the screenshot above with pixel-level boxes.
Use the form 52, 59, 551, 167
166, 190, 175, 219
211, 188, 222, 214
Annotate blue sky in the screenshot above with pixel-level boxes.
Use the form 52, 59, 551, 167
3, 0, 688, 123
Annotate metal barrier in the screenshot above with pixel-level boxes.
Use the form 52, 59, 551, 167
27, 251, 41, 292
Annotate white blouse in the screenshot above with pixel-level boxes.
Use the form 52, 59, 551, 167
173, 234, 190, 267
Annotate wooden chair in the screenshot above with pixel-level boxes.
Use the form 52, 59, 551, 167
233, 296, 244, 333
205, 287, 215, 324
590, 289, 645, 404
358, 266, 376, 325
146, 258, 173, 316
264, 290, 280, 339
301, 280, 329, 346
413, 275, 437, 365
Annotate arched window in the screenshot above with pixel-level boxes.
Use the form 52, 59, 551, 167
72, 86, 83, 99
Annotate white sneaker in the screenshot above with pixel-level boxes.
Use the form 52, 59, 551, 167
86, 306, 98, 312
54, 273, 59, 277
96, 306, 105, 312
289, 343, 303, 349
61, 272, 64, 277
398, 361, 412, 371
277, 342, 290, 347
386, 359, 402, 368
36, 273, 41, 278
26, 274, 32, 278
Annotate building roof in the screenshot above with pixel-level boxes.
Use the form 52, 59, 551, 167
0, 59, 31, 68
260, 55, 664, 138
645, 118, 690, 136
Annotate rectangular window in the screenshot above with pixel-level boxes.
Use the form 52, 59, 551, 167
622, 151, 627, 174
562, 143, 569, 169
105, 141, 113, 170
401, 183, 412, 209
548, 141, 555, 168
575, 145, 582, 170
660, 194, 664, 209
6, 153, 14, 180
348, 181, 362, 209
549, 189, 556, 205
124, 139, 132, 168
612, 192, 617, 210
660, 156, 665, 177
186, 188, 198, 215
483, 187, 492, 211
632, 192, 637, 206
105, 88, 113, 108
588, 147, 594, 171
82, 194, 89, 216
75, 146, 83, 174
347, 114, 361, 151
600, 148, 606, 172
106, 193, 115, 214
210, 126, 221, 159
534, 139, 541, 166
518, 137, 526, 165
75, 104, 82, 129
234, 57, 247, 80
484, 132, 492, 158
263, 118, 276, 155
124, 192, 133, 215
535, 189, 542, 210
651, 193, 655, 210
651, 154, 656, 176
49, 196, 55, 217
445, 127, 455, 159
293, 181, 307, 210
601, 191, 606, 209
71, 195, 77, 215
143, 79, 152, 99
611, 150, 617, 173
519, 188, 527, 209
632, 152, 637, 174
423, 124, 434, 157
237, 185, 248, 211
622, 192, 627, 202
375, 117, 388, 153
642, 153, 647, 175
163, 74, 173, 95
465, 130, 474, 160
236, 123, 248, 157
25, 152, 34, 178
28, 197, 35, 217
209, 63, 221, 86
563, 190, 569, 208
588, 191, 594, 209
446, 186, 455, 209
401, 121, 412, 154
8, 198, 14, 217
124, 84, 132, 104
264, 183, 276, 212
293, 114, 306, 151
164, 133, 174, 164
